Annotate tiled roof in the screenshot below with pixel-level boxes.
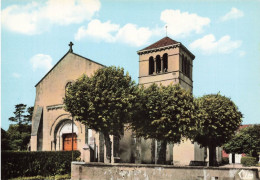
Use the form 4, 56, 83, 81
239, 124, 251, 130
141, 37, 179, 51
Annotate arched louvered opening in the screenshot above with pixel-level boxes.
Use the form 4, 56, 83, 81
185, 57, 188, 76
182, 54, 185, 73
156, 55, 161, 73
149, 56, 155, 75
187, 60, 190, 78
163, 53, 168, 72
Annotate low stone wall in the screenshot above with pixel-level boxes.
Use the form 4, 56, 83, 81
71, 162, 259, 180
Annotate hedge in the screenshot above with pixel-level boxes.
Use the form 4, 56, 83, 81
1, 151, 80, 179
241, 156, 257, 167
221, 157, 229, 165
10, 174, 71, 180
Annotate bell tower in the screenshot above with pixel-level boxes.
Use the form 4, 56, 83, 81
137, 37, 195, 92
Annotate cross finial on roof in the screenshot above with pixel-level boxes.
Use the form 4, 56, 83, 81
69, 41, 74, 53
165, 25, 168, 37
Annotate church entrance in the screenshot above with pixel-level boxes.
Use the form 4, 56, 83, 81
63, 133, 77, 151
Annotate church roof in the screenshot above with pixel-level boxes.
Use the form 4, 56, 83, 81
141, 36, 179, 51
35, 51, 105, 87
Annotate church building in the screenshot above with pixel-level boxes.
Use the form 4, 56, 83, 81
30, 37, 221, 165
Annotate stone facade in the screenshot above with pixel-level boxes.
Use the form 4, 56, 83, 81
30, 49, 104, 154
138, 37, 193, 91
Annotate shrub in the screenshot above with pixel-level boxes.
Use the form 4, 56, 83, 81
221, 157, 229, 165
189, 161, 208, 166
241, 156, 257, 167
10, 175, 46, 180
10, 174, 71, 180
1, 151, 80, 179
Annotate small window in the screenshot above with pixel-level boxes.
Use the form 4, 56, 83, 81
149, 56, 155, 75
156, 55, 161, 73
163, 53, 168, 72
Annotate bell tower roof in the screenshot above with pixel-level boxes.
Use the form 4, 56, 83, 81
140, 37, 179, 51
137, 36, 194, 59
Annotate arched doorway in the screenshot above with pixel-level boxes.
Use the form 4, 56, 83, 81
53, 120, 78, 151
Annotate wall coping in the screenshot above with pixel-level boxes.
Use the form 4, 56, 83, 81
72, 162, 259, 172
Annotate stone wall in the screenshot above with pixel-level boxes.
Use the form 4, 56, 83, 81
71, 162, 259, 180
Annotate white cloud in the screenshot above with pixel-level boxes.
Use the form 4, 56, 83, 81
12, 73, 21, 78
75, 19, 119, 42
220, 8, 244, 22
75, 9, 211, 46
30, 54, 53, 71
75, 20, 152, 46
160, 9, 210, 37
2, 0, 100, 35
189, 34, 242, 55
239, 51, 246, 57
45, 0, 100, 25
116, 24, 152, 46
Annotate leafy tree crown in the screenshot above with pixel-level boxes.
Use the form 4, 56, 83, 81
223, 125, 260, 157
131, 83, 198, 143
64, 66, 138, 137
194, 94, 243, 147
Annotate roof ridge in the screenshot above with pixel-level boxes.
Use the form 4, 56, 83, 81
35, 52, 105, 87
140, 36, 179, 51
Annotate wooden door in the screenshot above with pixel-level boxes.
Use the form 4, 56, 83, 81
63, 133, 77, 151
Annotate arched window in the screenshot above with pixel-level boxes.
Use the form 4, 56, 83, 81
156, 55, 161, 73
65, 82, 72, 96
185, 57, 188, 75
149, 56, 154, 75
163, 53, 168, 72
182, 54, 185, 73
187, 60, 190, 78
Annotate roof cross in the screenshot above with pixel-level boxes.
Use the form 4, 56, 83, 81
69, 42, 74, 53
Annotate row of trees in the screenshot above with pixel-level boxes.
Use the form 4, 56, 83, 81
1, 104, 33, 151
223, 125, 260, 161
64, 66, 243, 166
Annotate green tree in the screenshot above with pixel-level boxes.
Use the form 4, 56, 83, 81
223, 125, 260, 161
9, 104, 27, 126
24, 106, 34, 124
1, 128, 11, 150
131, 83, 198, 164
194, 94, 243, 166
6, 104, 34, 150
7, 124, 31, 150
64, 66, 138, 163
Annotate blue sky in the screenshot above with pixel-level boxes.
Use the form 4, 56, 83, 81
1, 0, 260, 130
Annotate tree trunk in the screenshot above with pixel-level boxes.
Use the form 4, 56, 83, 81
157, 140, 167, 164
208, 144, 217, 166
252, 151, 259, 162
135, 137, 142, 164
151, 139, 155, 164
104, 134, 111, 163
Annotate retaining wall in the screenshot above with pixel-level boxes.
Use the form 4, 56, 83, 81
71, 162, 259, 180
